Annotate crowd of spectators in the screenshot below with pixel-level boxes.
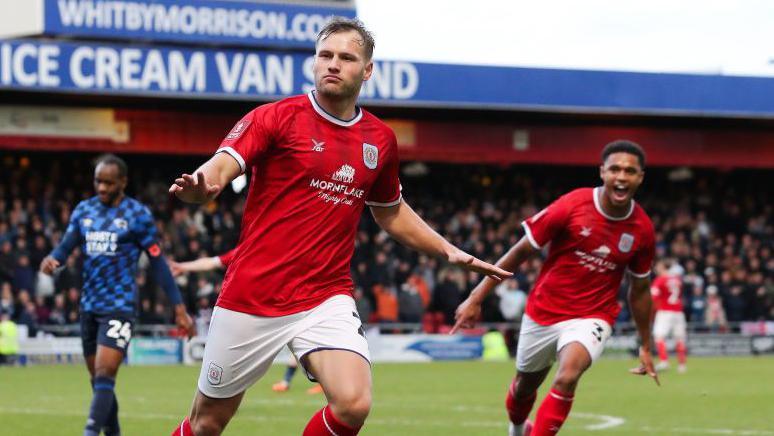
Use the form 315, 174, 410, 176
0, 153, 771, 337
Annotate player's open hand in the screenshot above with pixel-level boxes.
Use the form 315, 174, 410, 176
40, 256, 61, 275
629, 346, 660, 386
168, 260, 185, 277
447, 249, 512, 282
169, 172, 221, 204
174, 305, 197, 339
450, 297, 482, 334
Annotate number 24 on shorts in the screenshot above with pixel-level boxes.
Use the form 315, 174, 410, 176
106, 320, 132, 342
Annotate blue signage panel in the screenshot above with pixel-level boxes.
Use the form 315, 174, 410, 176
2, 38, 774, 118
0, 39, 418, 101
44, 0, 355, 49
407, 336, 483, 360
128, 337, 182, 365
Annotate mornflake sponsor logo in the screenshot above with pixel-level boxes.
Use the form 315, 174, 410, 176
310, 164, 364, 206
575, 249, 617, 273
309, 179, 364, 199
53, 0, 346, 46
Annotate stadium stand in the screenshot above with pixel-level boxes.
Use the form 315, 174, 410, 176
0, 153, 771, 338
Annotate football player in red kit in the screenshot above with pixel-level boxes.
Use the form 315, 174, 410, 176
453, 140, 659, 436
168, 17, 511, 436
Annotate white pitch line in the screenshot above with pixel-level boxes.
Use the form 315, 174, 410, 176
572, 412, 626, 430
2, 405, 771, 435
637, 426, 774, 435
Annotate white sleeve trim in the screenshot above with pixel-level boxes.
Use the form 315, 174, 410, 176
217, 147, 246, 174
366, 195, 402, 208
521, 221, 542, 250
628, 268, 651, 278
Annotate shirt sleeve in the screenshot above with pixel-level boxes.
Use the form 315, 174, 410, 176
520, 193, 573, 249
132, 205, 161, 256
628, 225, 655, 278
365, 132, 402, 207
217, 104, 277, 174
51, 203, 84, 262
218, 248, 237, 268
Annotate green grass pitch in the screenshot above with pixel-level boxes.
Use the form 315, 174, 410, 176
1, 356, 773, 435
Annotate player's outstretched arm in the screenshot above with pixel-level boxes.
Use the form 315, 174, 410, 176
168, 257, 224, 277
169, 153, 241, 204
370, 200, 512, 280
628, 275, 660, 386
451, 237, 537, 333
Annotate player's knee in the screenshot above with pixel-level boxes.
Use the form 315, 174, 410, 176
190, 415, 226, 436
552, 370, 582, 393
330, 389, 372, 426
93, 366, 118, 379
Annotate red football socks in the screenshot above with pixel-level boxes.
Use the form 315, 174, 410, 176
303, 406, 361, 436
170, 417, 192, 436
656, 340, 669, 362
676, 340, 687, 365
505, 379, 537, 425
532, 388, 574, 436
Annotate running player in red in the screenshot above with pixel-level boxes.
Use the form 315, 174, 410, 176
168, 18, 511, 436
453, 140, 659, 436
650, 259, 688, 373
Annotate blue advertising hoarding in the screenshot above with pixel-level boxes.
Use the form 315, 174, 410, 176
43, 0, 355, 49
2, 38, 774, 118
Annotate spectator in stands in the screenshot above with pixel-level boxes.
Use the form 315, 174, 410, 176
0, 311, 19, 365
373, 284, 398, 323
34, 295, 51, 325
12, 254, 35, 294
688, 287, 706, 324
432, 269, 464, 325
398, 282, 424, 323
0, 240, 14, 282
48, 293, 67, 326
0, 282, 13, 315
13, 290, 37, 337
496, 278, 527, 322
705, 286, 728, 332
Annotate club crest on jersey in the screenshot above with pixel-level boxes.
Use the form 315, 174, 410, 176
226, 119, 250, 140
363, 143, 378, 169
618, 233, 634, 253
82, 218, 93, 227
113, 218, 128, 229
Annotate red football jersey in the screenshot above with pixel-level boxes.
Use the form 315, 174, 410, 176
215, 92, 401, 316
522, 187, 655, 326
218, 248, 237, 268
650, 275, 684, 312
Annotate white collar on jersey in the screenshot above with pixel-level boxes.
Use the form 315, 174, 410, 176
308, 90, 363, 127
593, 186, 635, 221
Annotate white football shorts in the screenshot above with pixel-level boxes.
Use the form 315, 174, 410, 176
516, 314, 612, 373
652, 310, 687, 341
197, 294, 369, 398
